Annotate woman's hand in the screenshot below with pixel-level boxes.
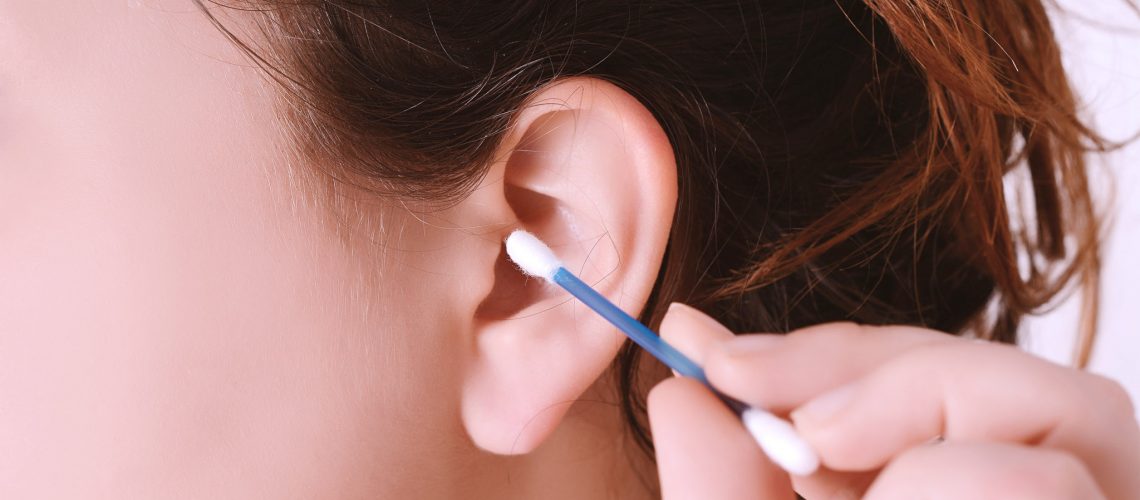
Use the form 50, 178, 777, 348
647, 303, 1140, 499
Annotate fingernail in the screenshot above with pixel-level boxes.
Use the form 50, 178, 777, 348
791, 383, 857, 425
721, 333, 785, 356
660, 303, 736, 370
663, 303, 735, 338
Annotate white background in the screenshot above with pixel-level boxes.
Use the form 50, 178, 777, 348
1023, 1, 1140, 413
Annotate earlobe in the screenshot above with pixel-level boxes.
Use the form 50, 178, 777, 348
458, 77, 677, 454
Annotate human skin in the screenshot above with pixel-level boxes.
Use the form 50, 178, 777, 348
6, 2, 1136, 499
651, 304, 1140, 499
0, 3, 663, 498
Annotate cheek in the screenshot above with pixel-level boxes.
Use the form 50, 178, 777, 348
0, 3, 457, 495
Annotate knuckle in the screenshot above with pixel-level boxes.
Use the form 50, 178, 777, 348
1088, 374, 1136, 418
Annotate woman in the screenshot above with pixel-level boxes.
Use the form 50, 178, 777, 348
1, 0, 1136, 498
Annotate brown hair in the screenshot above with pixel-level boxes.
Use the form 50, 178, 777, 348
201, 0, 1107, 458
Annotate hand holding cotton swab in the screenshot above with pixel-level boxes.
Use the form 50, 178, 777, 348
504, 230, 820, 477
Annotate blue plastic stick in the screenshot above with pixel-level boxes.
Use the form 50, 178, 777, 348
552, 267, 748, 414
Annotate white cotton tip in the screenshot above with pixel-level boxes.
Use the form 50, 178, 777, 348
505, 230, 564, 282
741, 408, 820, 476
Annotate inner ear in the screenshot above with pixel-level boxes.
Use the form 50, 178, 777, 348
504, 183, 561, 228
474, 241, 562, 320
474, 109, 608, 321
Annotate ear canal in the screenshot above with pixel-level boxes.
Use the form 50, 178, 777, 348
473, 241, 557, 321
504, 183, 560, 232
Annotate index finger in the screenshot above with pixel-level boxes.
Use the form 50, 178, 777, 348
705, 322, 952, 413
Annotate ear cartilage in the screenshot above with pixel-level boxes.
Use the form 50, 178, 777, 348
504, 230, 820, 477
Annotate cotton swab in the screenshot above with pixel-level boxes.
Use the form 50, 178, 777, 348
504, 230, 820, 477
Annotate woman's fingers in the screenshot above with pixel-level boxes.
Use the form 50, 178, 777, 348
787, 339, 1140, 498
647, 377, 795, 500
659, 303, 735, 367
705, 322, 952, 412
864, 442, 1106, 500
659, 309, 1139, 497
659, 305, 879, 499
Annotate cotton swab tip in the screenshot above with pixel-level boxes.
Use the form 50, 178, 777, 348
741, 408, 820, 476
505, 230, 564, 281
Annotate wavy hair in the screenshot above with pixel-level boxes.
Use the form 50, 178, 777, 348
200, 0, 1109, 458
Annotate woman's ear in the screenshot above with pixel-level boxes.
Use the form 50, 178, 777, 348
458, 77, 677, 454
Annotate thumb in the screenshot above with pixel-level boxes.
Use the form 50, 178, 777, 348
649, 377, 796, 499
